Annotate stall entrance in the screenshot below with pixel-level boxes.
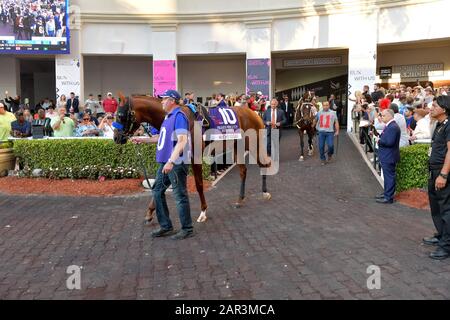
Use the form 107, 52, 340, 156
273, 49, 349, 127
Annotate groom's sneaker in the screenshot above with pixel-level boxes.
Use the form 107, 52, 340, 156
151, 228, 174, 238
171, 229, 194, 240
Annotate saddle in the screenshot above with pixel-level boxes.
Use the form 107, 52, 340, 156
187, 103, 211, 129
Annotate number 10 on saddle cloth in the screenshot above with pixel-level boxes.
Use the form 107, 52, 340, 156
204, 107, 242, 141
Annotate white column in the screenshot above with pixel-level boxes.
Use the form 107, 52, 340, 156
151, 25, 178, 96
55, 7, 83, 103
245, 21, 272, 99
347, 13, 378, 132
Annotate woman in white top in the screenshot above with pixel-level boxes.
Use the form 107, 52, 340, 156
374, 107, 386, 131
391, 103, 410, 148
99, 113, 115, 138
410, 109, 431, 142
57, 95, 67, 110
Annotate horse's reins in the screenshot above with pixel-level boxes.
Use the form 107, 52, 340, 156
123, 96, 157, 191
125, 96, 183, 191
294, 103, 313, 127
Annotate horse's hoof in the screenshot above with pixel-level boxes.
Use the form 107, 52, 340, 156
144, 219, 153, 225
263, 193, 272, 200
299, 156, 304, 162
197, 211, 208, 223
234, 199, 245, 208
234, 197, 245, 208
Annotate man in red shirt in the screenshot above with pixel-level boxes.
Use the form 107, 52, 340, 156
103, 92, 118, 114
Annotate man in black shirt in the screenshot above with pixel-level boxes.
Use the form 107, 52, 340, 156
425, 95, 450, 260
371, 84, 385, 104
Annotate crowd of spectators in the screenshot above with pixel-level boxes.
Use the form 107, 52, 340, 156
0, 91, 120, 140
352, 82, 448, 152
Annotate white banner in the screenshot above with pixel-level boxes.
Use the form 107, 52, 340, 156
347, 47, 377, 132
56, 58, 81, 100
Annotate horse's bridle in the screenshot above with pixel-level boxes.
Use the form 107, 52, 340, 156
294, 102, 314, 128
115, 97, 141, 137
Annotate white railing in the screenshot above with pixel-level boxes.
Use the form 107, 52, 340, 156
413, 139, 432, 145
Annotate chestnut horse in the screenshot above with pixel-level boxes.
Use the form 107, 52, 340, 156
113, 94, 272, 224
294, 92, 316, 161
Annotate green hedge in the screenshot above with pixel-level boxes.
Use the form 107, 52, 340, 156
13, 139, 210, 180
0, 141, 13, 149
396, 144, 429, 192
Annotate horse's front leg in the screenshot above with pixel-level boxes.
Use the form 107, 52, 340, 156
299, 130, 305, 161
308, 129, 314, 156
192, 163, 208, 223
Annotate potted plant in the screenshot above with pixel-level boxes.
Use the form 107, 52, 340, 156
0, 141, 15, 177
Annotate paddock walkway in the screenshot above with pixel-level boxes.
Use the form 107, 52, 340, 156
0, 130, 448, 300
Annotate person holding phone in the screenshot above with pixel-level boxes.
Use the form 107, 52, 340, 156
51, 107, 76, 137
99, 113, 115, 138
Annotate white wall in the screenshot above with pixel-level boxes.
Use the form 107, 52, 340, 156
178, 57, 246, 101
82, 24, 153, 55
73, 0, 346, 14
378, 1, 450, 45
75, 0, 449, 57
177, 24, 246, 55
84, 56, 153, 98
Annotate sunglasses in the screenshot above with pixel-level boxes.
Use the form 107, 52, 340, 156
83, 118, 90, 121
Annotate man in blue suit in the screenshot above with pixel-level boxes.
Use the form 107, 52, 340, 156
66, 92, 80, 114
263, 99, 287, 156
375, 109, 401, 204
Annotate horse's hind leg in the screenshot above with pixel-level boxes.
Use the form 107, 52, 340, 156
192, 163, 208, 223
235, 164, 247, 208
299, 130, 305, 161
262, 174, 272, 200
144, 198, 156, 225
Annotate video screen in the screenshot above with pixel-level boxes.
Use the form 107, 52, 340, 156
0, 0, 70, 54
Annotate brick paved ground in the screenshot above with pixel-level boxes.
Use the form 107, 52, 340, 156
1, 130, 449, 300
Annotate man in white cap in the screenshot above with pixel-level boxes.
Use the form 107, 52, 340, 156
103, 92, 118, 115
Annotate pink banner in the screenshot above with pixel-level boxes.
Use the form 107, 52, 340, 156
153, 60, 177, 96
246, 58, 271, 98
